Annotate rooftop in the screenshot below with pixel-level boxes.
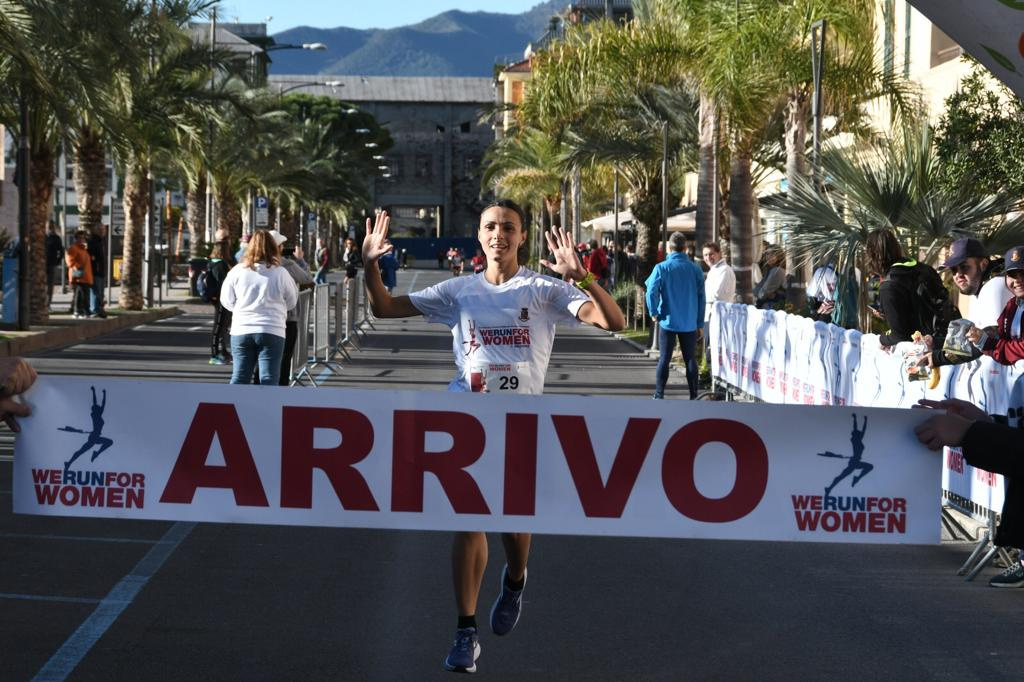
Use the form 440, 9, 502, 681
267, 75, 494, 103
187, 25, 261, 54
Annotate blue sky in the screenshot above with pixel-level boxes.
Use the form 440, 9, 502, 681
214, 1, 546, 32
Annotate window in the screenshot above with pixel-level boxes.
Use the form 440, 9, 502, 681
415, 155, 432, 179
930, 24, 961, 68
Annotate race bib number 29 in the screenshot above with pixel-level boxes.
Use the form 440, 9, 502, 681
470, 362, 527, 393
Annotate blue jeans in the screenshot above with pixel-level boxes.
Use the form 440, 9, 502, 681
230, 333, 285, 385
654, 327, 698, 400
90, 276, 106, 315
314, 268, 328, 284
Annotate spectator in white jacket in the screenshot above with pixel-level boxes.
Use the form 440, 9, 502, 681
702, 241, 736, 323
220, 230, 298, 385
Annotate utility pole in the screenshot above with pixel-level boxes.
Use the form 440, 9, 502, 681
661, 119, 669, 257
205, 8, 216, 244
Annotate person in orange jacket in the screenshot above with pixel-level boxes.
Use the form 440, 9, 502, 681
65, 229, 94, 318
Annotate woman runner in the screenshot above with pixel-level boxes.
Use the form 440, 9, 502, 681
361, 199, 624, 674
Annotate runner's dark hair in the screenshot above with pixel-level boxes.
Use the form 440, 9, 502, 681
482, 199, 526, 230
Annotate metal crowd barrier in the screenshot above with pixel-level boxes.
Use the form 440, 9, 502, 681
333, 280, 352, 360
288, 277, 379, 388
304, 283, 343, 382
289, 289, 314, 386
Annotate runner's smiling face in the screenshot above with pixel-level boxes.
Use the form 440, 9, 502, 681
478, 207, 525, 266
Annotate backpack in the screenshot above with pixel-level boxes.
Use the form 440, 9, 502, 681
197, 266, 221, 302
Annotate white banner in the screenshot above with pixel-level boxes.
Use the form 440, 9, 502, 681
712, 303, 1012, 514
14, 376, 939, 544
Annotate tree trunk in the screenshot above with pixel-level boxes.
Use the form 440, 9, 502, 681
544, 193, 562, 229
327, 218, 339, 266
696, 93, 717, 248
631, 184, 661, 285
784, 90, 810, 309
279, 205, 298, 244
73, 125, 106, 236
120, 164, 148, 310
186, 177, 205, 257
28, 149, 55, 325
215, 187, 242, 240
729, 151, 755, 303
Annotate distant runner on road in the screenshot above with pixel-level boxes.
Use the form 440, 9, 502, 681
361, 199, 625, 674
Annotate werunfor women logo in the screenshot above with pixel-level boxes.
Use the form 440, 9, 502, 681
791, 413, 907, 535
29, 386, 146, 509
59, 386, 114, 470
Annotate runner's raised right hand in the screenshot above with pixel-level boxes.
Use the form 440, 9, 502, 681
362, 211, 393, 265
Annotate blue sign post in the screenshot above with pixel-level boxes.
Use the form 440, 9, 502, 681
2, 243, 19, 325
255, 195, 269, 227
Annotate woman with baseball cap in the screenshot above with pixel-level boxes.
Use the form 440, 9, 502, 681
968, 245, 1024, 364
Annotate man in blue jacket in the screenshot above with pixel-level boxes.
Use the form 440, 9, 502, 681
646, 231, 705, 400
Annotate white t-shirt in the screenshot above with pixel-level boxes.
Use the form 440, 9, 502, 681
409, 267, 590, 394
971, 275, 1012, 328
704, 259, 736, 322
220, 263, 299, 338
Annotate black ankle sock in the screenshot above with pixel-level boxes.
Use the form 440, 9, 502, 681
505, 573, 525, 591
457, 615, 477, 630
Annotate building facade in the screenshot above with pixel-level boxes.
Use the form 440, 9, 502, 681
269, 75, 495, 237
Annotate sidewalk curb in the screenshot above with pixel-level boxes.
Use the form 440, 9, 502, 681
611, 331, 658, 358
0, 307, 182, 357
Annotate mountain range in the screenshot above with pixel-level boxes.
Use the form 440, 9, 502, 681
268, 1, 562, 77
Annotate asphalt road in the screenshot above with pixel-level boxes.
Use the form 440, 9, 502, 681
2, 268, 1022, 681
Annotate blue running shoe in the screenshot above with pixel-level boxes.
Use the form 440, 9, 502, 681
489, 565, 526, 636
443, 627, 480, 673
208, 356, 227, 365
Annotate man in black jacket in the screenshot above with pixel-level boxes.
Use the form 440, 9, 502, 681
45, 222, 64, 309
916, 398, 1024, 587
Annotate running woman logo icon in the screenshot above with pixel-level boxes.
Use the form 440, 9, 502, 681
58, 386, 114, 470
818, 413, 874, 497
463, 320, 481, 356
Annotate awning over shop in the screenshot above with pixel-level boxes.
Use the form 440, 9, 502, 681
909, 1, 1024, 99
581, 209, 694, 233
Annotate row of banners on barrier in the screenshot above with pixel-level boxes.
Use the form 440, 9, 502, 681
708, 302, 1014, 516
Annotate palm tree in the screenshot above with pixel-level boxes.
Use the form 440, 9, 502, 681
563, 87, 698, 281
519, 17, 693, 279
0, 0, 127, 323
777, 121, 1024, 328
71, 2, 147, 238
482, 126, 566, 232
115, 1, 235, 309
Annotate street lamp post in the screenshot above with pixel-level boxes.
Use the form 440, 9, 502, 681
811, 19, 827, 187
267, 42, 327, 52
267, 79, 342, 245
276, 80, 342, 97
661, 119, 669, 260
